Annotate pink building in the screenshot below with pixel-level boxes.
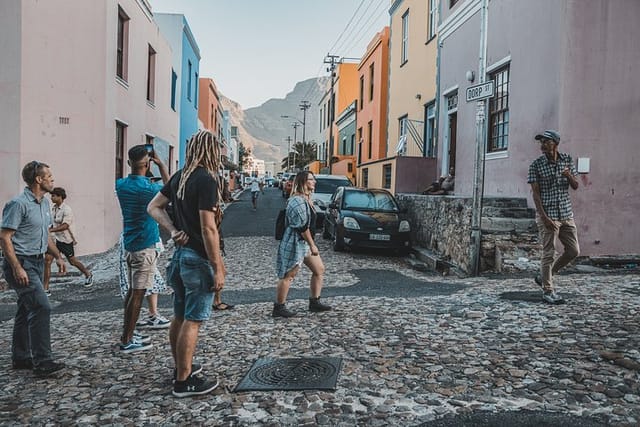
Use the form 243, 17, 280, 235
437, 0, 640, 258
0, 0, 179, 255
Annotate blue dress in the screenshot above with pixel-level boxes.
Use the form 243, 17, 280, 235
276, 195, 311, 278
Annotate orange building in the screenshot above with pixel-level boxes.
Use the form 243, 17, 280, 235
198, 77, 224, 153
355, 27, 390, 187
318, 61, 358, 176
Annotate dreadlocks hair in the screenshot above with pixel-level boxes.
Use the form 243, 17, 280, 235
292, 171, 314, 196
177, 130, 223, 204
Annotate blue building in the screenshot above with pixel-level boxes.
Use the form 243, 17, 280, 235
154, 13, 200, 167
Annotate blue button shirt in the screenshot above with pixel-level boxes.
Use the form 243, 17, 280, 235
1, 188, 51, 256
116, 175, 162, 252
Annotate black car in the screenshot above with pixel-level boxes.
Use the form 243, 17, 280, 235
322, 187, 411, 253
311, 174, 353, 231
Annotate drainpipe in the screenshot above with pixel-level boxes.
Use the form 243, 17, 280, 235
470, 0, 489, 276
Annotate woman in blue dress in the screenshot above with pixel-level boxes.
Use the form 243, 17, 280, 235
273, 171, 331, 317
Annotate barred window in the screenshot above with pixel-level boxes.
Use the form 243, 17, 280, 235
488, 65, 510, 152
383, 164, 392, 189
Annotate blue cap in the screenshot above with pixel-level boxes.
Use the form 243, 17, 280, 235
535, 130, 560, 143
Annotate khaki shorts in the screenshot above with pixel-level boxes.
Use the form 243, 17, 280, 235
125, 247, 159, 290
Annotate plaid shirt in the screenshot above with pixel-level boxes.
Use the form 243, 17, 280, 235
275, 196, 311, 278
527, 152, 577, 220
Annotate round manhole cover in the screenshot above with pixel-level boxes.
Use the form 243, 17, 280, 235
249, 358, 338, 387
235, 357, 343, 391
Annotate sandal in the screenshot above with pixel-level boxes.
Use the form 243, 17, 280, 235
213, 302, 235, 311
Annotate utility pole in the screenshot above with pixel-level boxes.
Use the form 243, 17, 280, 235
292, 122, 300, 169
285, 136, 292, 171
299, 100, 310, 159
470, 0, 489, 276
324, 54, 340, 173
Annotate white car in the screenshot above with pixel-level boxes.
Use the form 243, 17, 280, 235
311, 174, 353, 230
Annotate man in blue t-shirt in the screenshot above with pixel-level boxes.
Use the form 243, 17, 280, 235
115, 145, 169, 353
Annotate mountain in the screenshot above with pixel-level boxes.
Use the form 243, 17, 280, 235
220, 77, 328, 165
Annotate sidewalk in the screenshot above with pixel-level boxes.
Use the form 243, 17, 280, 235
1, 237, 639, 426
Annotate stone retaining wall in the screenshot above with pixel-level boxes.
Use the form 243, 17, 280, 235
397, 194, 540, 274
397, 194, 474, 273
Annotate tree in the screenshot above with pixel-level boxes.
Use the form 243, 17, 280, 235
281, 141, 317, 171
238, 142, 251, 172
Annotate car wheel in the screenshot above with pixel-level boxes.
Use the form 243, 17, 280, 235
332, 229, 345, 252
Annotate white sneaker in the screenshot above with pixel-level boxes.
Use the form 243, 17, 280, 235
147, 315, 171, 329
83, 274, 93, 287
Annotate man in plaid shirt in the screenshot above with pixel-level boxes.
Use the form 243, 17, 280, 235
527, 130, 580, 304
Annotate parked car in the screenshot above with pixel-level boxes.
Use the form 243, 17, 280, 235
310, 174, 353, 230
323, 187, 411, 253
279, 173, 291, 189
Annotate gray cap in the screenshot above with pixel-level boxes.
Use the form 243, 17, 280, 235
535, 129, 560, 143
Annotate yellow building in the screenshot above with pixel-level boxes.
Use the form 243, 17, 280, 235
368, 0, 439, 193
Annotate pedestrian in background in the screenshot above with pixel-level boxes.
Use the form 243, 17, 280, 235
273, 170, 331, 318
250, 176, 260, 210
115, 145, 170, 353
43, 187, 93, 296
148, 129, 226, 398
0, 161, 67, 376
528, 130, 580, 304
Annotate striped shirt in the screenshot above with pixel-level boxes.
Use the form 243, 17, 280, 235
527, 152, 577, 220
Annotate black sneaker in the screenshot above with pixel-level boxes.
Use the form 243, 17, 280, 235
173, 363, 203, 383
309, 297, 332, 312
12, 359, 33, 370
33, 360, 65, 377
172, 374, 219, 398
272, 303, 295, 318
534, 274, 543, 288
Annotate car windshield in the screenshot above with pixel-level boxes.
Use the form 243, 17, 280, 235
315, 178, 352, 194
343, 191, 399, 212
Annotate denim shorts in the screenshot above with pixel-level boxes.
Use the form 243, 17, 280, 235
166, 247, 214, 321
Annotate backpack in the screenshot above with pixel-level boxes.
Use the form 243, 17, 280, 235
275, 209, 286, 240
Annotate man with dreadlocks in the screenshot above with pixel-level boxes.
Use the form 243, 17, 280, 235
148, 130, 226, 398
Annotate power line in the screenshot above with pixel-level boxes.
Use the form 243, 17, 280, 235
327, 0, 369, 54
332, 0, 379, 55
340, 1, 389, 56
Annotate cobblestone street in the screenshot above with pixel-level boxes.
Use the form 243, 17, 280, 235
1, 228, 639, 425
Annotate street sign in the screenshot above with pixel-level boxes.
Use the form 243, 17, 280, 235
466, 81, 495, 102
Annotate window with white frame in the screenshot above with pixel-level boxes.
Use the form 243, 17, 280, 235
116, 6, 129, 81
428, 0, 437, 40
488, 65, 510, 152
115, 121, 127, 180
146, 44, 156, 103
401, 10, 409, 64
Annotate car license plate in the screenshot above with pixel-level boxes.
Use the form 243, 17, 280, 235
369, 234, 390, 241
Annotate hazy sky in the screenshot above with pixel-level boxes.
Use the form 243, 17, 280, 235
149, 0, 390, 108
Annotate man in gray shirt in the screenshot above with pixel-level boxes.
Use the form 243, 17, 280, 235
0, 161, 67, 376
